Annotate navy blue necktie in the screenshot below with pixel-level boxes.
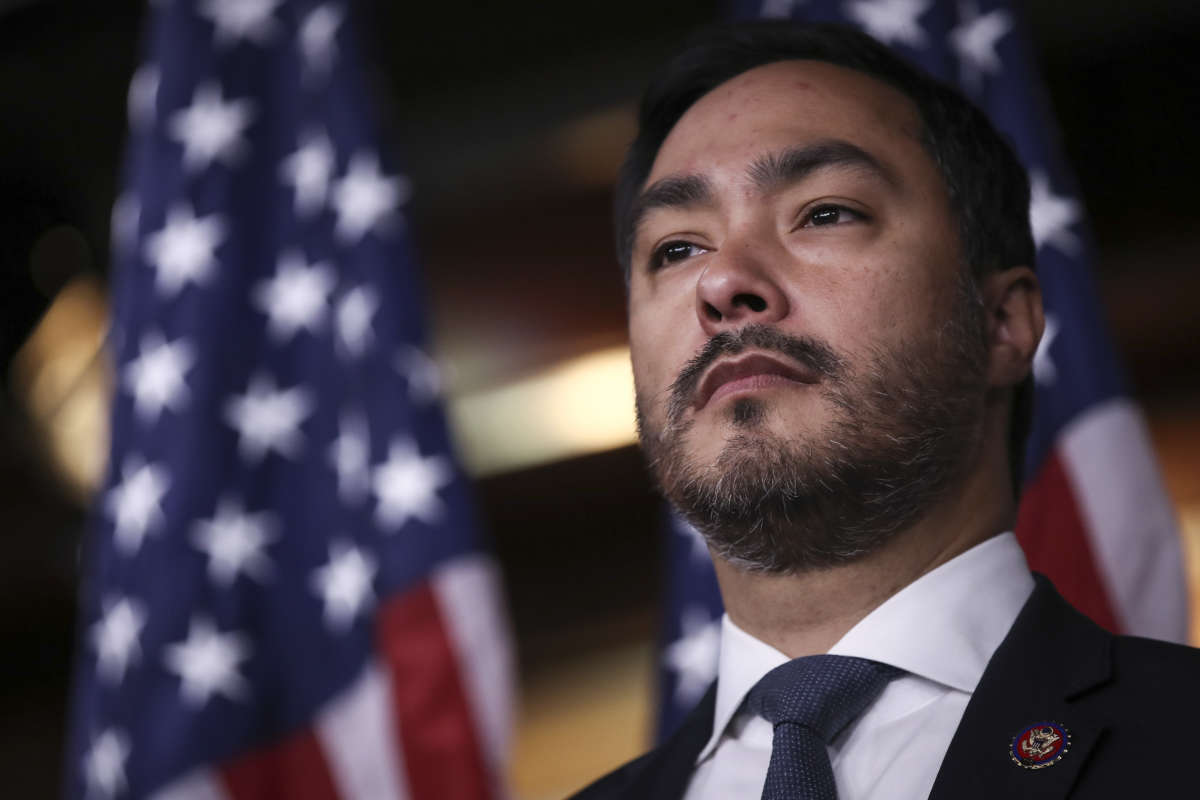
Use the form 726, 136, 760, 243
746, 655, 902, 800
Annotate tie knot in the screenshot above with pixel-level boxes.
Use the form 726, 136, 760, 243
746, 655, 901, 744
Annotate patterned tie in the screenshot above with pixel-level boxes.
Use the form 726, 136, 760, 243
746, 655, 902, 800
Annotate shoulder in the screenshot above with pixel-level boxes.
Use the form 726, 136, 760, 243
1106, 632, 1200, 698
566, 750, 660, 800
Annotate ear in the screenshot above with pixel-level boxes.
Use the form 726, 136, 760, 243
981, 266, 1043, 389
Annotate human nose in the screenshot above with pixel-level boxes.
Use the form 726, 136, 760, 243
694, 240, 790, 337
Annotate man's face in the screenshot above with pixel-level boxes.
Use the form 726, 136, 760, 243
627, 60, 990, 573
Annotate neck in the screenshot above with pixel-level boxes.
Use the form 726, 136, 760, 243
712, 442, 1014, 659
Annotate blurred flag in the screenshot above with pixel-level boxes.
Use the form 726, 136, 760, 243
66, 2, 513, 798
656, 0, 1189, 737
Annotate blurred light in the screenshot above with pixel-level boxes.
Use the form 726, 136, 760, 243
548, 105, 637, 188
10, 276, 111, 499
449, 345, 637, 476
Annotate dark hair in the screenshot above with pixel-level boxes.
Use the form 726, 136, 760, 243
616, 20, 1036, 494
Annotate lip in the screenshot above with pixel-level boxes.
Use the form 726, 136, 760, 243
694, 352, 819, 411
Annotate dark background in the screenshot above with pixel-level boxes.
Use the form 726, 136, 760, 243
1, 1, 1198, 796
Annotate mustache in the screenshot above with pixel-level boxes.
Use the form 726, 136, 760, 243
665, 324, 844, 425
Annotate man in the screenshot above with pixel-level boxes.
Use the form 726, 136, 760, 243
572, 21, 1199, 800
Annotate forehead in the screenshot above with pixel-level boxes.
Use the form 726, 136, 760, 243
646, 59, 927, 186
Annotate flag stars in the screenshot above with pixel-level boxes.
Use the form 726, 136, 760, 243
663, 609, 721, 706
83, 728, 131, 800
280, 129, 335, 217
123, 332, 194, 424
372, 438, 451, 530
844, 0, 931, 49
1029, 172, 1081, 255
198, 0, 282, 47
224, 374, 314, 462
91, 597, 148, 686
330, 413, 371, 503
311, 541, 377, 632
105, 457, 171, 555
1033, 314, 1059, 386
168, 83, 256, 172
760, 0, 805, 19
395, 346, 442, 405
191, 499, 278, 587
143, 203, 226, 297
127, 64, 160, 129
335, 285, 379, 359
331, 153, 409, 242
951, 3, 1013, 89
253, 252, 335, 341
164, 617, 251, 707
299, 4, 344, 78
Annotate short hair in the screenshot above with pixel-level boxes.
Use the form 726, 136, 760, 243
615, 20, 1036, 494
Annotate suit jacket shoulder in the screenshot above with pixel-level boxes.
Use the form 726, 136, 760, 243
929, 574, 1200, 799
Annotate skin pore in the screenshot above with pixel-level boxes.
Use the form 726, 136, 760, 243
627, 60, 1043, 658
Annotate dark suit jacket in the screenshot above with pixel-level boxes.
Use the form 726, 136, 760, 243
569, 575, 1200, 798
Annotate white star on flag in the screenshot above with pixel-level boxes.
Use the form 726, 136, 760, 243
1029, 171, 1081, 254
143, 203, 226, 297
1033, 314, 1059, 386
83, 728, 131, 800
123, 332, 194, 424
372, 438, 452, 530
663, 608, 721, 705
844, 0, 932, 48
329, 412, 371, 503
335, 285, 379, 359
91, 596, 148, 686
168, 82, 256, 172
190, 499, 278, 587
311, 540, 377, 632
105, 456, 171, 555
252, 251, 335, 341
164, 617, 252, 707
760, 0, 805, 18
950, 3, 1013, 90
394, 345, 442, 404
198, 0, 282, 47
224, 374, 315, 462
279, 129, 335, 217
299, 4, 344, 79
127, 63, 160, 129
331, 152, 409, 242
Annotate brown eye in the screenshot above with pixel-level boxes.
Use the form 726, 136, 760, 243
805, 205, 865, 227
652, 241, 707, 270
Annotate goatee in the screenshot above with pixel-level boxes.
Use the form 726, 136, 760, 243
635, 275, 989, 575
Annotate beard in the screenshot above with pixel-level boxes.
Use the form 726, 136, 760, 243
635, 273, 989, 575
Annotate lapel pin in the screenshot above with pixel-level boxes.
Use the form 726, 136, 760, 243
1010, 721, 1071, 769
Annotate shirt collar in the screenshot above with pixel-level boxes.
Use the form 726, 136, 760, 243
696, 531, 1034, 763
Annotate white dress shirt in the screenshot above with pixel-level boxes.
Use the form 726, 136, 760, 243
683, 532, 1035, 800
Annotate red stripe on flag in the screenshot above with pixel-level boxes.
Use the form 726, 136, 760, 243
219, 726, 341, 800
1016, 449, 1121, 632
378, 581, 494, 800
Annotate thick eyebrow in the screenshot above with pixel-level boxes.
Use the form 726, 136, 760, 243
747, 139, 897, 193
628, 174, 715, 245
629, 139, 896, 249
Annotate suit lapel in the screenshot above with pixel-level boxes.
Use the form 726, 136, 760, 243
929, 575, 1113, 800
625, 682, 717, 800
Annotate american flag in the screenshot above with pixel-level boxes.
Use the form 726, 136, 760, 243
65, 1, 513, 797
656, 0, 1190, 737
